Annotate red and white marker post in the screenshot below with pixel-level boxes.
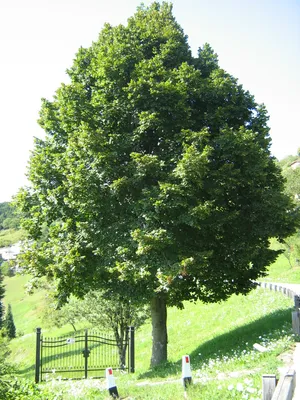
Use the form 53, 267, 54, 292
182, 355, 192, 389
106, 367, 119, 398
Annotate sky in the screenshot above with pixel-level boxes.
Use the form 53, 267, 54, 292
0, 0, 299, 203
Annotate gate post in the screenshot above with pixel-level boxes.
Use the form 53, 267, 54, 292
129, 326, 135, 373
35, 327, 41, 383
84, 329, 88, 379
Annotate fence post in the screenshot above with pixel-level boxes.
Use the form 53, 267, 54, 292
294, 295, 300, 309
292, 311, 300, 335
272, 369, 296, 400
262, 374, 276, 400
35, 327, 41, 383
129, 326, 135, 373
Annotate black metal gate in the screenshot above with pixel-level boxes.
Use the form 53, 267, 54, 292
35, 327, 135, 382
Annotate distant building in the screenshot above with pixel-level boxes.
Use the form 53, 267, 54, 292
0, 242, 21, 261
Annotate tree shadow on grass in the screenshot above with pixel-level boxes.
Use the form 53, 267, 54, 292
137, 307, 293, 379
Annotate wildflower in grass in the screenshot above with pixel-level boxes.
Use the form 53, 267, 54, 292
236, 382, 244, 391
228, 384, 234, 391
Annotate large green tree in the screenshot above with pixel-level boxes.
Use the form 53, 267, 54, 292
16, 2, 297, 366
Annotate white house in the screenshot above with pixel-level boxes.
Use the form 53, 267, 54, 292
0, 242, 21, 261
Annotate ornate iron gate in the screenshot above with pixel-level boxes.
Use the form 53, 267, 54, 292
35, 327, 135, 382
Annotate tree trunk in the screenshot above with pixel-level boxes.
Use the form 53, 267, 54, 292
114, 324, 128, 370
150, 293, 168, 367
70, 322, 77, 332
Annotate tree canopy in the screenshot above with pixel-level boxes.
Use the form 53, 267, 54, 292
16, 2, 298, 365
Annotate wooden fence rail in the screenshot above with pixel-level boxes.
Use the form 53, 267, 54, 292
259, 282, 299, 399
262, 369, 296, 400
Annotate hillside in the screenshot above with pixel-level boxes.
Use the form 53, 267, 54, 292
1, 189, 300, 398
1, 258, 298, 399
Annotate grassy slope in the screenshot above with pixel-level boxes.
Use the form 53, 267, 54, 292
264, 238, 300, 282
3, 275, 47, 335
3, 255, 296, 373
0, 228, 26, 247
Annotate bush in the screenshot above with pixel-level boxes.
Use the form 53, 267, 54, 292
1, 261, 15, 278
0, 378, 45, 400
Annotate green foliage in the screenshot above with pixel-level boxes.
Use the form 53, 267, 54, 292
0, 229, 25, 247
283, 165, 300, 201
277, 149, 300, 267
279, 150, 300, 203
0, 203, 20, 231
44, 287, 150, 368
0, 336, 16, 400
80, 290, 149, 330
0, 336, 13, 375
3, 305, 16, 339
15, 1, 298, 364
80, 290, 149, 368
0, 261, 15, 278
0, 339, 41, 399
44, 294, 82, 332
0, 379, 45, 400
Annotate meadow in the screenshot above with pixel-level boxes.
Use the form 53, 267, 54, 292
2, 250, 299, 399
0, 229, 25, 247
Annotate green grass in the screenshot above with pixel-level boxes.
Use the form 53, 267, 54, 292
264, 238, 300, 283
0, 228, 25, 247
3, 275, 47, 335
2, 239, 300, 399
2, 272, 296, 399
266, 253, 300, 283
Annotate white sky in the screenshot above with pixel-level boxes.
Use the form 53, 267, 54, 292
0, 0, 299, 202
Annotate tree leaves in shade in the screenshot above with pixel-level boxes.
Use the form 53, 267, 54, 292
15, 2, 299, 366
